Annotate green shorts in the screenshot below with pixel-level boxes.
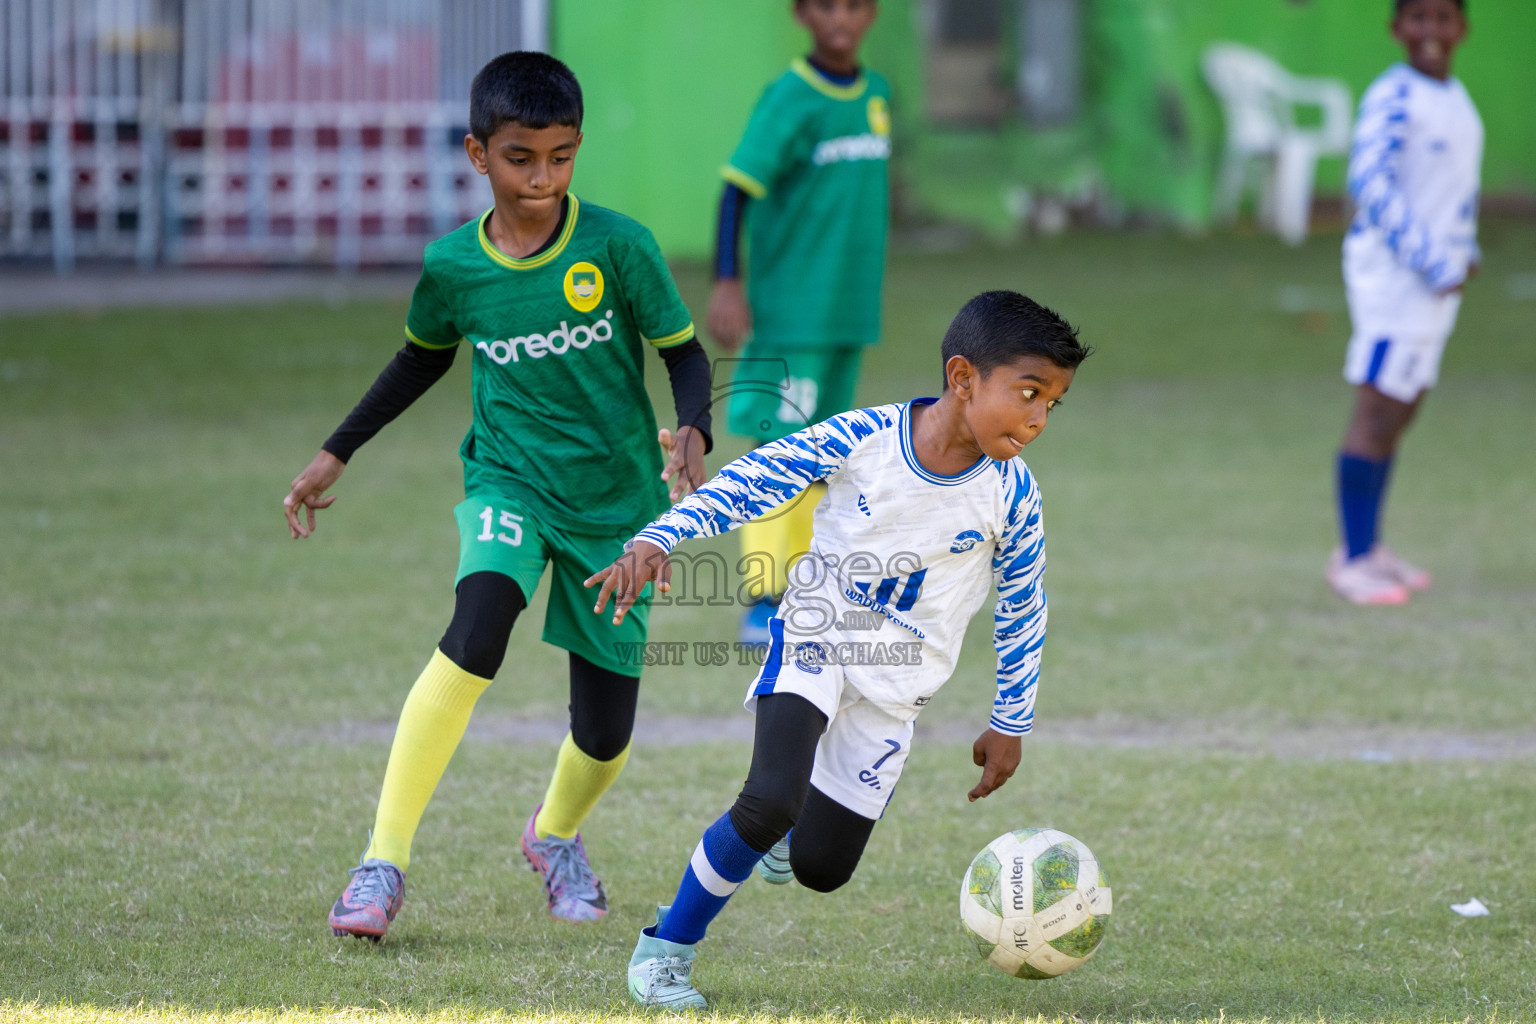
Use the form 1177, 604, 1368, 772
726, 344, 864, 443
453, 493, 651, 678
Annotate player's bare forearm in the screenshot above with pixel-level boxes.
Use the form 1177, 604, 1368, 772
658, 426, 708, 501
707, 279, 751, 353
283, 449, 345, 539
968, 728, 1022, 802
585, 540, 672, 625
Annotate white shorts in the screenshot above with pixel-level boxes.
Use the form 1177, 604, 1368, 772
744, 620, 915, 820
1343, 283, 1462, 403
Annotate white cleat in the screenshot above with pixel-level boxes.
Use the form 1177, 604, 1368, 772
1327, 549, 1410, 606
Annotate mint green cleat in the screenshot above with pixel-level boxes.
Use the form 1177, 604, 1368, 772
757, 836, 793, 885
628, 906, 707, 1010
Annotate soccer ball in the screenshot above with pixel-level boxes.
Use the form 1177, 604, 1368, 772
959, 827, 1112, 979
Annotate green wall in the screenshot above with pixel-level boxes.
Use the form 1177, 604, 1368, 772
554, 2, 801, 257
554, 0, 921, 257
554, 1, 1536, 257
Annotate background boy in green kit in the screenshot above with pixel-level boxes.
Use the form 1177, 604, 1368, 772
282, 52, 712, 937
706, 0, 889, 643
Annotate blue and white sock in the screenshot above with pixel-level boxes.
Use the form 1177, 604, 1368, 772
1337, 453, 1393, 560
655, 813, 765, 945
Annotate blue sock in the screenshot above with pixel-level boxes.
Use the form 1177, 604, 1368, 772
655, 813, 765, 945
1336, 453, 1392, 559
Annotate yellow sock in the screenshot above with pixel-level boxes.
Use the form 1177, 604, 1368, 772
364, 649, 491, 871
781, 481, 822, 585
738, 514, 785, 600
533, 734, 631, 839
739, 481, 825, 596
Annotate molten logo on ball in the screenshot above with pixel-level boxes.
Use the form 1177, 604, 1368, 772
960, 828, 1112, 979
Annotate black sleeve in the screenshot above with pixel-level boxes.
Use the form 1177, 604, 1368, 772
321, 342, 458, 463
658, 338, 713, 454
714, 182, 750, 280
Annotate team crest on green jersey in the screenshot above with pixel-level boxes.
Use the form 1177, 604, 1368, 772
867, 95, 891, 137
564, 262, 604, 313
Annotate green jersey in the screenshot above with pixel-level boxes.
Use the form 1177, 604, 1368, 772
723, 59, 891, 350
405, 195, 695, 536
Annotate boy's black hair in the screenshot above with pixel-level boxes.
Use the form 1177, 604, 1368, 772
470, 51, 583, 142
941, 291, 1090, 386
1394, 0, 1463, 11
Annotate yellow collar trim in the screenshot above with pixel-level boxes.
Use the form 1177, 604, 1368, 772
477, 194, 580, 270
791, 58, 867, 101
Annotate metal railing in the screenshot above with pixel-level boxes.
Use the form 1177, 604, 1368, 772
1, 0, 543, 269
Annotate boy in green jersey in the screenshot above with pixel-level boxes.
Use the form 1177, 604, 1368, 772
283, 52, 712, 937
708, 0, 890, 644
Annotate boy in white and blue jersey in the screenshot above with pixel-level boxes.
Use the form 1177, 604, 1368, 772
1329, 0, 1481, 605
587, 291, 1090, 1009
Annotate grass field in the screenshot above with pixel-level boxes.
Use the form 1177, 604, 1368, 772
2, 221, 1535, 1023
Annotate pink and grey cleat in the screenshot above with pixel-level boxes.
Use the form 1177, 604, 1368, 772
1326, 549, 1410, 606
521, 805, 609, 922
328, 855, 405, 941
1370, 546, 1431, 592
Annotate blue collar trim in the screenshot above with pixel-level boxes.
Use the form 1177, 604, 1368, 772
900, 398, 992, 486
806, 55, 860, 87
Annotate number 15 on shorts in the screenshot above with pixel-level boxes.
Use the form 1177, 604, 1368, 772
476, 505, 523, 546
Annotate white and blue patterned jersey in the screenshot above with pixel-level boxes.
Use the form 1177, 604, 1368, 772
634, 399, 1048, 736
1343, 63, 1483, 296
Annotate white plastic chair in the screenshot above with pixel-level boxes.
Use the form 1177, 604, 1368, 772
1202, 43, 1352, 245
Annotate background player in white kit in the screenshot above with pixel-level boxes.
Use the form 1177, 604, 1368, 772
1329, 0, 1481, 605
586, 291, 1091, 1009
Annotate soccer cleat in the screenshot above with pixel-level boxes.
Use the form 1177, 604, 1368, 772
1370, 546, 1432, 592
739, 596, 779, 647
328, 854, 405, 941
521, 805, 609, 922
757, 836, 793, 885
628, 905, 707, 1010
1326, 549, 1410, 606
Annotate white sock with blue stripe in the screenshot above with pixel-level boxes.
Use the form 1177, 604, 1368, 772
655, 813, 765, 945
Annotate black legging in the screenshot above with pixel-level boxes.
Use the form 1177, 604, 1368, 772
728, 692, 877, 893
437, 570, 638, 761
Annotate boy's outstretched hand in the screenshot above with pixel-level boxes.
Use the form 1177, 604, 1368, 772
284, 450, 345, 539
658, 426, 707, 501
586, 540, 671, 625
1438, 260, 1480, 297
968, 728, 1022, 802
